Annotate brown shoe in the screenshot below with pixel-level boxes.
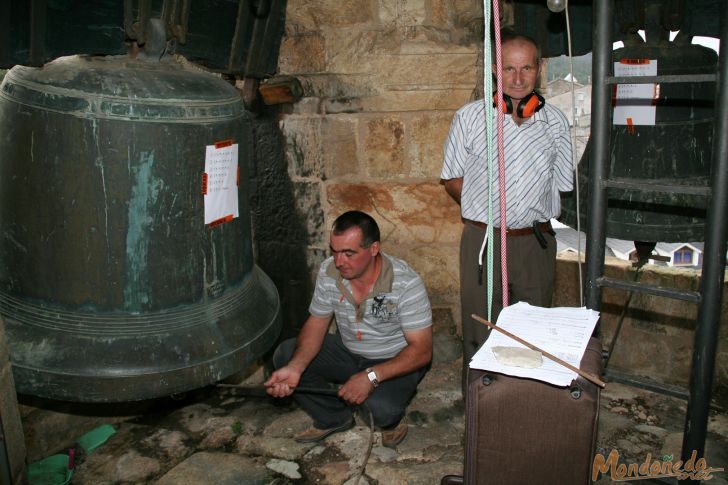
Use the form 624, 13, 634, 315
381, 419, 408, 448
293, 419, 354, 443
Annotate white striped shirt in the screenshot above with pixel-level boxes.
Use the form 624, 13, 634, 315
309, 253, 432, 359
441, 99, 573, 228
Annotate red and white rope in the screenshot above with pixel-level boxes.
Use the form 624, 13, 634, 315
492, 0, 509, 308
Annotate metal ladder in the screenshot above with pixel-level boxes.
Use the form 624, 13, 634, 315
588, 1, 728, 479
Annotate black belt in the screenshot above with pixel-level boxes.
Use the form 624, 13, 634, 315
463, 219, 553, 237
467, 219, 556, 284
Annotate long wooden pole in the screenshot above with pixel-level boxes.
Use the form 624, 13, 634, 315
471, 314, 606, 388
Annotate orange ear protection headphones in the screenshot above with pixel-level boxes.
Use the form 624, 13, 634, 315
493, 91, 545, 118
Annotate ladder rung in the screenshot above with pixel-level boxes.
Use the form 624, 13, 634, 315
597, 276, 701, 302
606, 73, 716, 84
602, 179, 711, 196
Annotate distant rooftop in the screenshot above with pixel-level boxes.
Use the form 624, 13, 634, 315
554, 226, 710, 268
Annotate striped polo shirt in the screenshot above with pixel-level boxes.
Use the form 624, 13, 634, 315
309, 253, 432, 360
440, 98, 573, 229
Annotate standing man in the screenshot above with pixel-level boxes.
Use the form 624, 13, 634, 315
440, 32, 573, 376
265, 210, 432, 448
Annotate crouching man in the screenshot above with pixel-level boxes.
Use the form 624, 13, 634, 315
265, 210, 433, 448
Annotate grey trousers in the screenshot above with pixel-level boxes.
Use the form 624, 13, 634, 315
460, 222, 556, 382
273, 333, 426, 429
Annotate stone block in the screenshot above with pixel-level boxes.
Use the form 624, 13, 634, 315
250, 191, 308, 244
397, 26, 477, 55
553, 253, 584, 307
292, 180, 325, 245
428, 0, 483, 33
279, 33, 326, 74
606, 325, 693, 387
313, 461, 351, 484
379, 0, 427, 26
320, 27, 477, 81
325, 30, 395, 75
114, 451, 161, 482
325, 26, 479, 70
364, 51, 478, 87
306, 247, 328, 279
323, 97, 364, 114
326, 48, 478, 89
358, 88, 473, 113
427, 0, 451, 27
249, 120, 310, 245
406, 111, 455, 178
250, 119, 286, 180
281, 116, 323, 178
321, 116, 360, 178
291, 96, 323, 115
326, 181, 461, 246
432, 306, 457, 334
363, 117, 406, 177
300, 73, 377, 100
156, 452, 272, 485
285, 0, 376, 30
394, 244, 459, 308
366, 458, 464, 484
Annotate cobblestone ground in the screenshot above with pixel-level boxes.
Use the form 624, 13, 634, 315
594, 383, 728, 485
66, 357, 465, 485
23, 348, 728, 484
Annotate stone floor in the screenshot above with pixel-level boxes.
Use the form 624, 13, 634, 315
19, 350, 728, 485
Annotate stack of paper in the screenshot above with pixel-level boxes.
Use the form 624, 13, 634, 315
469, 302, 600, 387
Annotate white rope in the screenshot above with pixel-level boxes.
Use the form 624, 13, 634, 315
564, 0, 584, 306
482, 0, 496, 320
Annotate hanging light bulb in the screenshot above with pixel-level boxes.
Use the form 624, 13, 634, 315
547, 0, 566, 13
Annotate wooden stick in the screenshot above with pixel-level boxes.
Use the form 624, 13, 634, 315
471, 314, 606, 388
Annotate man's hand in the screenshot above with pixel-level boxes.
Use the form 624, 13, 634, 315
264, 366, 302, 398
337, 371, 374, 405
263, 314, 331, 399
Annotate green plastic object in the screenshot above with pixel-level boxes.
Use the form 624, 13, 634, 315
77, 424, 116, 453
27, 454, 72, 485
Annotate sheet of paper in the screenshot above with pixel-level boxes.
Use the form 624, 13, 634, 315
613, 59, 658, 126
204, 143, 239, 225
469, 302, 600, 387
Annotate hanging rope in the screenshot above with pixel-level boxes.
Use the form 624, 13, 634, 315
484, 1, 580, 313
562, 0, 584, 306
491, 0, 509, 308
482, 0, 495, 321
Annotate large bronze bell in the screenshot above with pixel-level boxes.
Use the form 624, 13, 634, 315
560, 40, 716, 242
0, 55, 281, 402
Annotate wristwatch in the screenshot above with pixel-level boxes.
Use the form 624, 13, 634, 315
366, 367, 379, 388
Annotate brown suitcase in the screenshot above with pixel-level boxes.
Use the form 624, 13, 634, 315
445, 337, 603, 485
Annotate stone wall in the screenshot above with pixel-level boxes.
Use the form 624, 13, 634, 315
271, 0, 482, 323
